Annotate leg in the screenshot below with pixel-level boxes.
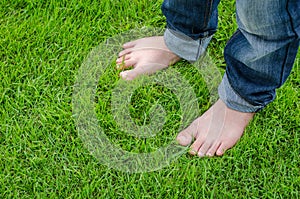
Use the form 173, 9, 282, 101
177, 0, 300, 156
220, 0, 300, 112
116, 0, 220, 80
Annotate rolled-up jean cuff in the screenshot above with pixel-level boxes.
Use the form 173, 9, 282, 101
218, 73, 263, 113
164, 28, 213, 62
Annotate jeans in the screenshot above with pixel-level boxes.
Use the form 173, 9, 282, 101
162, 0, 300, 112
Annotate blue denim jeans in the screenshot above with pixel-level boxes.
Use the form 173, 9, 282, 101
162, 0, 300, 112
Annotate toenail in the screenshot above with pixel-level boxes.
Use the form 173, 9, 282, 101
206, 153, 213, 157
120, 72, 127, 78
189, 149, 197, 155
198, 152, 204, 157
177, 135, 188, 143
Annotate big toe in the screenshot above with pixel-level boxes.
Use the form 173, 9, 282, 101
120, 63, 167, 80
119, 65, 145, 80
119, 70, 138, 81
176, 130, 193, 146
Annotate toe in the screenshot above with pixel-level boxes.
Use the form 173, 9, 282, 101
216, 142, 228, 156
116, 59, 137, 70
189, 135, 205, 156
116, 55, 130, 64
122, 40, 137, 49
197, 142, 212, 157
119, 66, 142, 80
205, 141, 221, 157
119, 70, 134, 81
118, 49, 132, 57
119, 62, 168, 80
176, 129, 194, 146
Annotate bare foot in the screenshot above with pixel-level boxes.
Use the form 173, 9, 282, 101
116, 36, 181, 80
177, 99, 255, 157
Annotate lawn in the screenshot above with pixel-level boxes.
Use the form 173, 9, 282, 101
1, 0, 299, 198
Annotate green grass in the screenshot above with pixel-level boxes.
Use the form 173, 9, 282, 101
1, 0, 299, 198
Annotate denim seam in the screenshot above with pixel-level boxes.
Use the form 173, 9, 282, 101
279, 41, 292, 86
226, 30, 241, 46
286, 0, 298, 37
196, 39, 203, 59
204, 0, 214, 31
